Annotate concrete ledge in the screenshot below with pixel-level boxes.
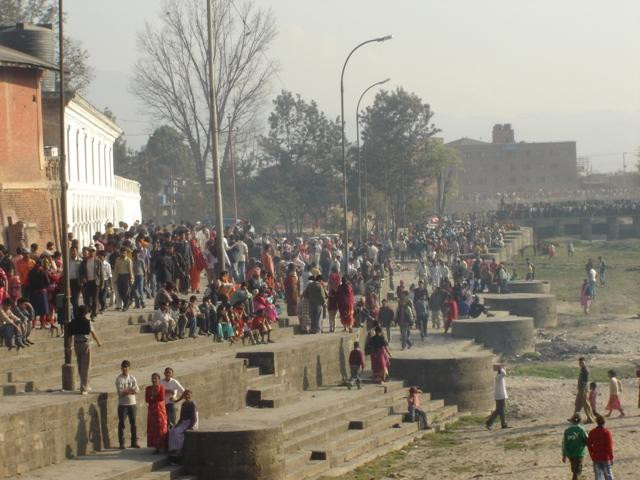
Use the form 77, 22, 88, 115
452, 316, 535, 355
506, 280, 551, 294
390, 353, 494, 412
184, 419, 284, 480
488, 280, 551, 294
481, 293, 557, 328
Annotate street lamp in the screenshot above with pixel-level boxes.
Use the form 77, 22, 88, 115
58, 0, 75, 391
340, 35, 391, 270
356, 78, 390, 244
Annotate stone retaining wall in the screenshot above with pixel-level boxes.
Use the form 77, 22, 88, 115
390, 354, 494, 411
452, 316, 535, 355
482, 293, 557, 328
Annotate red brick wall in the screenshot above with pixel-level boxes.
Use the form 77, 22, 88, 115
0, 189, 58, 250
0, 67, 46, 183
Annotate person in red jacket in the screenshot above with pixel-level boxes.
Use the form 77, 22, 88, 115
587, 414, 614, 480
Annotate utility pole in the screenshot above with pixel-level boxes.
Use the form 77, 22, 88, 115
58, 0, 75, 391
207, 0, 226, 273
228, 114, 238, 223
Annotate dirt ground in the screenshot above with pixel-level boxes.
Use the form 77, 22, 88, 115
332, 242, 640, 480
334, 307, 640, 480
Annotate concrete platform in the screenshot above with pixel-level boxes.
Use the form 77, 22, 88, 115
481, 293, 558, 328
388, 332, 495, 411
452, 316, 535, 355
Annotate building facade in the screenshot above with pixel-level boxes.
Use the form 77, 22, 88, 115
448, 124, 578, 200
42, 93, 142, 247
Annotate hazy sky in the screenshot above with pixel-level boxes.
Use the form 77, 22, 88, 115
65, 0, 640, 172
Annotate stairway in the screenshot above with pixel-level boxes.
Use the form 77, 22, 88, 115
0, 307, 294, 395
281, 380, 458, 479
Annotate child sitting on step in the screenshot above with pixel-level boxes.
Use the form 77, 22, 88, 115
407, 386, 431, 430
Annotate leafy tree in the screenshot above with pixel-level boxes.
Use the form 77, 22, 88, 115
114, 126, 201, 222
258, 91, 341, 233
412, 139, 462, 215
0, 0, 93, 92
360, 87, 440, 229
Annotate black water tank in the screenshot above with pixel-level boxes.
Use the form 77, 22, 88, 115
0, 23, 55, 91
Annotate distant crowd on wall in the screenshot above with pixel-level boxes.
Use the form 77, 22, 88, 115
496, 199, 640, 220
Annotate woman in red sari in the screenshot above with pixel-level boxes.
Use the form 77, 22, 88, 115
369, 326, 391, 383
145, 373, 169, 453
336, 277, 355, 332
190, 238, 207, 294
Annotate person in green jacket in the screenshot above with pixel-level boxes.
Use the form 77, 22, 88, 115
562, 413, 588, 480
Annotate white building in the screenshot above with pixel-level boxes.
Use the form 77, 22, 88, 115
43, 93, 141, 247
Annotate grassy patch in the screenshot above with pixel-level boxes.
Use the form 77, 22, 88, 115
508, 238, 640, 315
512, 363, 636, 382
500, 434, 548, 451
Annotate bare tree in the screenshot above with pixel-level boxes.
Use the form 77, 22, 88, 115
131, 0, 277, 212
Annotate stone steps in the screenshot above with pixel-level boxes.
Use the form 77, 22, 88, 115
13, 449, 174, 480
1, 319, 294, 394
283, 391, 459, 480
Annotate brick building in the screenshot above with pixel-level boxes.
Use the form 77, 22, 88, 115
448, 124, 578, 199
0, 44, 60, 252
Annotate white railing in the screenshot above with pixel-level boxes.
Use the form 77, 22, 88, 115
114, 175, 141, 195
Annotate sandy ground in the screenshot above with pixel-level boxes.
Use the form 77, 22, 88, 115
334, 266, 640, 480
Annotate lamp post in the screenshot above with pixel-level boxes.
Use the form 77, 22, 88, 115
58, 0, 75, 391
340, 35, 391, 270
206, 0, 226, 273
356, 78, 390, 245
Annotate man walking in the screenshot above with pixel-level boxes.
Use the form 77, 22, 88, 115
587, 414, 615, 480
115, 360, 140, 449
570, 357, 596, 423
79, 246, 103, 320
114, 247, 134, 312
562, 414, 588, 480
597, 256, 607, 288
486, 364, 509, 429
395, 291, 414, 350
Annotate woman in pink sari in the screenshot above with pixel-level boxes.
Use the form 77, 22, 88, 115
336, 277, 355, 332
254, 289, 278, 323
369, 326, 391, 383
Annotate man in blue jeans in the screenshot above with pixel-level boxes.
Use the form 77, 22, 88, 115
132, 249, 146, 309
115, 360, 140, 449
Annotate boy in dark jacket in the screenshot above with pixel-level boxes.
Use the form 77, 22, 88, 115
348, 341, 365, 390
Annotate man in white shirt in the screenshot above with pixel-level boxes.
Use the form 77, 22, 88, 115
233, 238, 248, 282
115, 360, 140, 449
150, 302, 176, 342
69, 246, 82, 311
161, 367, 185, 427
367, 243, 379, 264
486, 364, 509, 430
97, 250, 111, 314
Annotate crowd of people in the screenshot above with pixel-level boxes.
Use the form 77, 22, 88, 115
497, 199, 640, 220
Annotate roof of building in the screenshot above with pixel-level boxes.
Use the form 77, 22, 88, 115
0, 44, 58, 71
446, 137, 490, 147
42, 91, 123, 137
